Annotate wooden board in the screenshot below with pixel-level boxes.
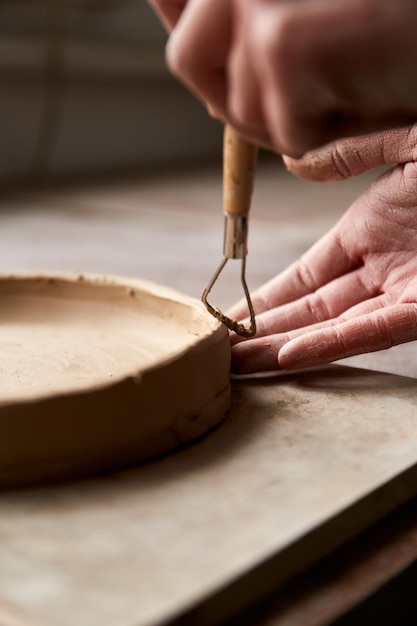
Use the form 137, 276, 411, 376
1, 365, 417, 626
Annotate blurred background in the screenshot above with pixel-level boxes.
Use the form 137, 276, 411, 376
0, 0, 223, 185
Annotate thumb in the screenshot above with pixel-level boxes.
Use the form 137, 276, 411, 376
282, 125, 417, 182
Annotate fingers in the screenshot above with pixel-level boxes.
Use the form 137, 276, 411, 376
226, 0, 269, 146
279, 303, 417, 369
256, 265, 378, 334
231, 333, 288, 373
228, 226, 354, 323
153, 1, 417, 157
166, 0, 231, 119
230, 262, 379, 353
148, 0, 188, 31
246, 0, 331, 157
230, 295, 386, 374
283, 125, 417, 182
260, 1, 417, 158
232, 302, 417, 373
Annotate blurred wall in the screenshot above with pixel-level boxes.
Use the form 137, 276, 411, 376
0, 0, 223, 184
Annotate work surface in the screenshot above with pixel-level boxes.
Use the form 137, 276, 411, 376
1, 160, 417, 625
1, 365, 417, 626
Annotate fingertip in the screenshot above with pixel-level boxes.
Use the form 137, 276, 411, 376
278, 337, 333, 370
277, 345, 302, 370
231, 339, 281, 374
165, 29, 193, 81
282, 149, 346, 182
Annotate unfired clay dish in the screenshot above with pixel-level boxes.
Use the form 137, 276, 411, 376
0, 273, 231, 486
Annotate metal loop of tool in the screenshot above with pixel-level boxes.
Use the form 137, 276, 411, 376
201, 254, 257, 338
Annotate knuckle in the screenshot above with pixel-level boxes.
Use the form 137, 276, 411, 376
294, 259, 321, 293
229, 97, 252, 128
329, 144, 354, 180
256, 6, 303, 61
406, 124, 417, 162
372, 312, 394, 348
255, 288, 275, 313
304, 293, 331, 323
248, 5, 306, 85
254, 9, 319, 157
333, 325, 349, 354
253, 314, 269, 338
166, 34, 196, 80
262, 4, 304, 52
404, 303, 417, 329
165, 37, 184, 76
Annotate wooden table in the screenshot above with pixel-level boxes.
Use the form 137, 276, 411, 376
1, 161, 417, 625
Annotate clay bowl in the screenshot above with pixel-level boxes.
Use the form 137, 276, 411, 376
0, 273, 231, 486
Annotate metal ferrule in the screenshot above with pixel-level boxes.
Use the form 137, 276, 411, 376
223, 215, 248, 259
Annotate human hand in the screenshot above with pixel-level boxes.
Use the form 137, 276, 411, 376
230, 125, 417, 373
148, 0, 417, 157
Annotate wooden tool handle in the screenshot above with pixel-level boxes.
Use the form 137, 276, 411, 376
223, 125, 258, 217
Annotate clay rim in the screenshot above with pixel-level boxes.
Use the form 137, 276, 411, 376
0, 271, 229, 406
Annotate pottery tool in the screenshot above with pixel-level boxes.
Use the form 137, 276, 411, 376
202, 125, 258, 337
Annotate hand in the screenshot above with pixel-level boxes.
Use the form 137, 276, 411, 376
230, 125, 417, 373
149, 0, 417, 157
